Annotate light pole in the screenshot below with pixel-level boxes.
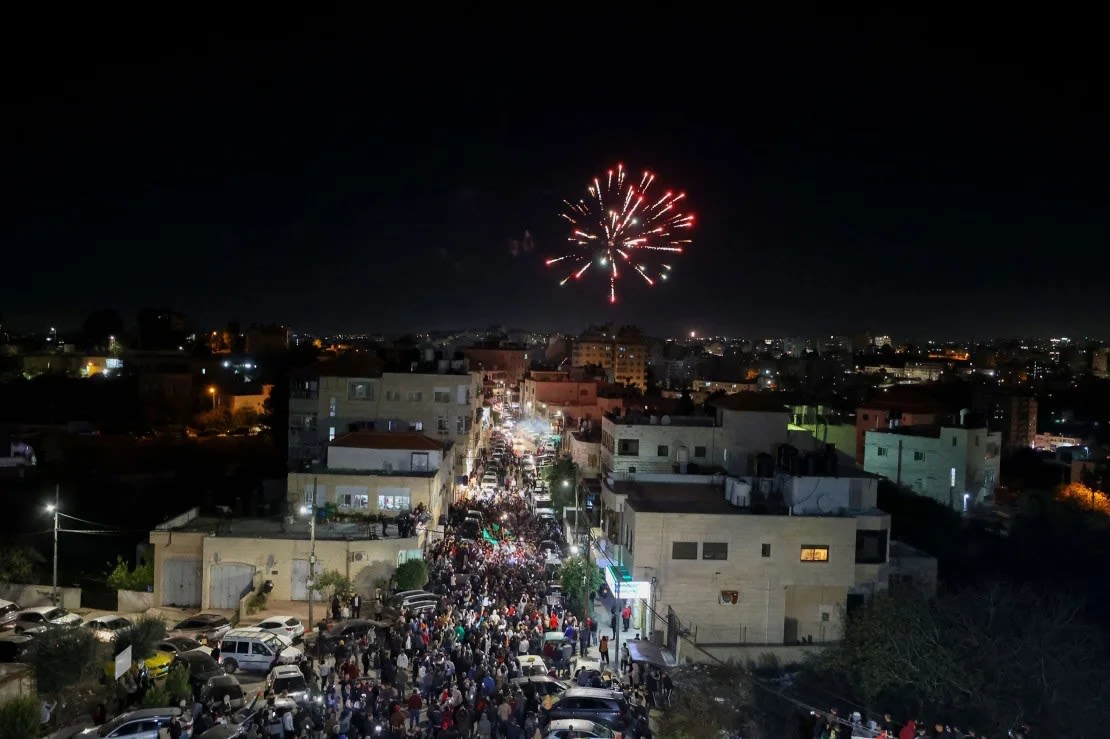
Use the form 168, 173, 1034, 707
208, 386, 217, 410
300, 491, 317, 631
47, 484, 59, 605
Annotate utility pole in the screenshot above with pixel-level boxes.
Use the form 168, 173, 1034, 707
308, 477, 317, 630
51, 484, 59, 606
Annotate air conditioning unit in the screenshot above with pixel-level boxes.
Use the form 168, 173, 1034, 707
349, 552, 365, 562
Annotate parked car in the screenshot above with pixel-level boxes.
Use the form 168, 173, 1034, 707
173, 649, 226, 691
544, 687, 629, 729
304, 618, 382, 653
0, 633, 32, 663
201, 673, 246, 709
169, 613, 232, 643
83, 615, 133, 642
510, 675, 571, 701
218, 628, 302, 674
544, 718, 615, 738
72, 706, 192, 738
0, 598, 20, 630
103, 648, 175, 681
253, 615, 305, 641
157, 635, 212, 655
12, 605, 81, 633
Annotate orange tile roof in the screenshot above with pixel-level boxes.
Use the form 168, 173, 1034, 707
331, 431, 445, 451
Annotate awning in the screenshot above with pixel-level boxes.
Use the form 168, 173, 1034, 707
625, 639, 677, 669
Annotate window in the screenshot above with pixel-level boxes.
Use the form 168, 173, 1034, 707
456, 385, 470, 404
337, 489, 369, 509
877, 447, 888, 457
303, 484, 317, 507
328, 427, 336, 442
913, 451, 924, 461
617, 439, 639, 456
385, 390, 401, 401
694, 446, 707, 458
328, 397, 337, 417
855, 530, 889, 564
407, 391, 423, 402
411, 452, 430, 471
456, 415, 465, 434
434, 388, 451, 403
411, 421, 424, 431
251, 642, 272, 656
378, 494, 412, 511
657, 445, 669, 457
800, 545, 830, 562
952, 436, 958, 447
348, 381, 374, 401
761, 543, 771, 558
671, 541, 698, 560
702, 542, 728, 560
437, 417, 448, 433
587, 454, 598, 467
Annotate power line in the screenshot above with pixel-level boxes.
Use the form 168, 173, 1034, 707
57, 511, 119, 529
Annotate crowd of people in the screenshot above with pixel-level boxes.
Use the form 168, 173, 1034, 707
246, 459, 651, 739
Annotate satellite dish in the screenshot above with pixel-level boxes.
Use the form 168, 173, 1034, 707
661, 415, 672, 426
816, 494, 833, 513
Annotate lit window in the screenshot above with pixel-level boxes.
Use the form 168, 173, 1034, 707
800, 545, 829, 562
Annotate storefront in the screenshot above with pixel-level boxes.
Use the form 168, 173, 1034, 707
603, 562, 654, 636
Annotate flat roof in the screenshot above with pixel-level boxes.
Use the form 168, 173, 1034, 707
623, 484, 744, 515
159, 515, 415, 541
332, 431, 447, 451
709, 393, 797, 413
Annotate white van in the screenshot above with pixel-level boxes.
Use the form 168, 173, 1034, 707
218, 627, 302, 673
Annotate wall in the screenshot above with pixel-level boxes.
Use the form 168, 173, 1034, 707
288, 468, 449, 522
568, 434, 600, 478
716, 409, 790, 476
863, 427, 1001, 509
601, 418, 720, 475
0, 664, 35, 703
461, 348, 530, 384
627, 510, 857, 646
0, 582, 81, 610
148, 530, 207, 607
327, 445, 444, 473
117, 589, 155, 613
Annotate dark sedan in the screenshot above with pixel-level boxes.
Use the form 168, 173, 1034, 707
173, 649, 226, 691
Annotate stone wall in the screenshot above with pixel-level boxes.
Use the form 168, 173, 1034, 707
0, 582, 81, 610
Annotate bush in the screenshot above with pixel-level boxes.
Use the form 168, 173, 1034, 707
114, 615, 167, 661
106, 556, 154, 591
246, 589, 268, 615
140, 684, 172, 708
559, 556, 605, 617
165, 664, 192, 705
312, 570, 354, 601
0, 696, 39, 738
394, 558, 429, 591
28, 626, 102, 694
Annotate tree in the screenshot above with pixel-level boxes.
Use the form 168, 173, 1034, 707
814, 583, 1109, 735
0, 696, 39, 738
27, 626, 102, 694
232, 407, 260, 428
558, 556, 604, 618
312, 570, 354, 601
395, 558, 430, 591
105, 556, 153, 591
0, 546, 46, 583
194, 408, 230, 430
656, 661, 757, 739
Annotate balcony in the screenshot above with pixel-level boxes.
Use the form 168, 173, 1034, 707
291, 390, 318, 400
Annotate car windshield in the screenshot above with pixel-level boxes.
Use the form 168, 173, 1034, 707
173, 638, 202, 650
261, 633, 284, 650
44, 608, 65, 620
274, 674, 306, 693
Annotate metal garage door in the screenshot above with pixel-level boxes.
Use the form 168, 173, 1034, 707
209, 563, 256, 609
291, 559, 325, 601
163, 558, 202, 607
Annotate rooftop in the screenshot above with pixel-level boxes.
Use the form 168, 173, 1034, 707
155, 509, 417, 540
331, 431, 447, 451
709, 392, 797, 413
868, 423, 991, 438
622, 482, 744, 515
605, 411, 717, 427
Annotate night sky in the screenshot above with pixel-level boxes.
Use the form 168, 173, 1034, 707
4, 24, 1107, 339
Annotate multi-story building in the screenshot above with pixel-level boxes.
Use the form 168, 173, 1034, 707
288, 358, 482, 477
601, 467, 898, 662
461, 345, 531, 385
854, 402, 942, 465
521, 371, 599, 422
863, 420, 1001, 510
571, 329, 647, 391
288, 430, 453, 524
600, 412, 720, 477
568, 426, 602, 479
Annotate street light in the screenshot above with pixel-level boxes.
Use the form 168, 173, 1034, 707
207, 386, 217, 410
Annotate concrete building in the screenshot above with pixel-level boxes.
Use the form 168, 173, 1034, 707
603, 468, 892, 660
854, 402, 941, 465
600, 412, 720, 477
568, 426, 602, 479
461, 346, 531, 385
288, 430, 453, 524
289, 358, 482, 477
149, 507, 424, 610
219, 384, 273, 416
571, 329, 647, 391
863, 422, 1001, 510
521, 371, 600, 423
789, 404, 857, 462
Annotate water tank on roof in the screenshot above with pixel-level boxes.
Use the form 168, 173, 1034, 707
650, 416, 659, 425
437, 359, 450, 373
777, 444, 798, 472
676, 445, 689, 474
423, 347, 435, 362
661, 415, 672, 425
729, 479, 752, 507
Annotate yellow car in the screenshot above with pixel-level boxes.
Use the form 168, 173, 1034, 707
104, 649, 175, 681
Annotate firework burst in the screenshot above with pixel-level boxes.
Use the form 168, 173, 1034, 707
547, 162, 694, 303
